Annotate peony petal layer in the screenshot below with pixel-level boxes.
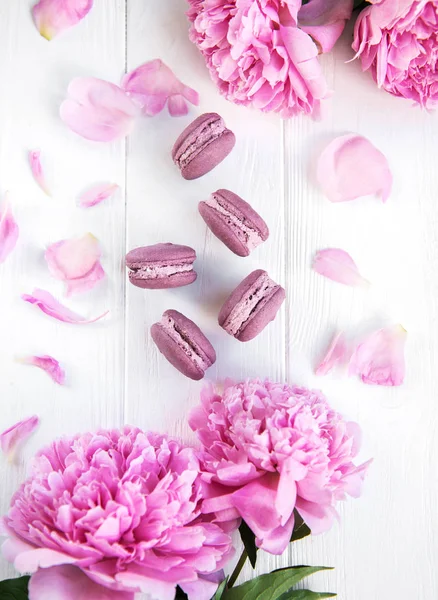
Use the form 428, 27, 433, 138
45, 233, 105, 296
313, 248, 369, 287
78, 183, 119, 208
60, 78, 137, 142
299, 0, 354, 53
32, 0, 93, 41
19, 355, 65, 385
29, 565, 134, 600
349, 324, 407, 386
121, 59, 199, 117
22, 288, 108, 324
0, 416, 39, 460
0, 196, 19, 264
317, 134, 393, 203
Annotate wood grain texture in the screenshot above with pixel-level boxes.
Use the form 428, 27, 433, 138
0, 2, 438, 599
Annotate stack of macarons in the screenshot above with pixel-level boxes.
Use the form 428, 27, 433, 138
125, 112, 286, 380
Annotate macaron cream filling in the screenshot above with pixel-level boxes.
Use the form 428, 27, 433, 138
205, 194, 264, 251
223, 272, 279, 336
175, 119, 226, 168
161, 314, 212, 369
128, 263, 193, 280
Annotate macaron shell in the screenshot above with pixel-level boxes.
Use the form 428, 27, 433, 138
199, 201, 249, 257
129, 270, 197, 290
218, 269, 267, 326
215, 189, 269, 240
181, 130, 236, 180
126, 243, 196, 266
238, 286, 286, 341
172, 113, 220, 161
151, 323, 205, 380
166, 309, 216, 365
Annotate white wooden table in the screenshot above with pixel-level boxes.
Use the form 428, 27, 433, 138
1, 1, 438, 598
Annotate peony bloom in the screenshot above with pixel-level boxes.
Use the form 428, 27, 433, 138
353, 0, 438, 109
187, 0, 353, 117
190, 380, 370, 554
1, 427, 234, 600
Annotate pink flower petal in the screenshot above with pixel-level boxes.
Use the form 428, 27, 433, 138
316, 331, 349, 376
0, 416, 39, 460
0, 195, 19, 264
349, 324, 407, 386
28, 150, 51, 196
317, 134, 393, 203
60, 78, 137, 142
313, 248, 370, 287
78, 182, 119, 208
22, 288, 108, 324
29, 565, 134, 600
121, 59, 199, 117
18, 355, 65, 385
299, 0, 353, 53
45, 233, 105, 296
32, 0, 94, 41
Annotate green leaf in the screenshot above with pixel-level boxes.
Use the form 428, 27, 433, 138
214, 578, 230, 600
291, 511, 311, 543
0, 576, 30, 600
239, 521, 258, 568
277, 591, 336, 600
222, 566, 332, 600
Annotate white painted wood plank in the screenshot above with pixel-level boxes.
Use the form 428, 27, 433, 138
0, 0, 126, 580
125, 0, 285, 446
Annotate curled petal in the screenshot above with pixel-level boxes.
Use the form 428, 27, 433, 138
45, 233, 105, 296
299, 0, 353, 53
22, 288, 108, 324
317, 134, 393, 203
60, 78, 137, 142
316, 331, 348, 376
18, 355, 65, 385
0, 195, 19, 264
0, 416, 39, 460
32, 0, 93, 41
121, 59, 199, 117
29, 565, 134, 600
28, 150, 51, 196
78, 182, 119, 208
349, 324, 407, 386
313, 248, 370, 287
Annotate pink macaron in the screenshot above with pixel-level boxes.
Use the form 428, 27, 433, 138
218, 269, 285, 342
199, 189, 269, 257
151, 310, 216, 380
172, 113, 236, 180
126, 243, 197, 289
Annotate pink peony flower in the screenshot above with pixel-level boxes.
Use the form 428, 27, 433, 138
190, 380, 370, 554
1, 427, 234, 600
187, 0, 353, 117
353, 0, 438, 109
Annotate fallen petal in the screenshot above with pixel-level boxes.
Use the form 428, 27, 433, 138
18, 355, 65, 385
29, 565, 134, 600
45, 233, 105, 296
78, 182, 119, 208
316, 331, 349, 375
313, 248, 369, 287
299, 0, 353, 53
22, 288, 108, 324
28, 150, 50, 196
121, 59, 199, 117
0, 416, 39, 460
317, 134, 392, 203
60, 78, 137, 142
349, 324, 407, 386
0, 195, 19, 264
32, 0, 94, 41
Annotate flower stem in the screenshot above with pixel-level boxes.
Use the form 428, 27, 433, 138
227, 549, 248, 588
